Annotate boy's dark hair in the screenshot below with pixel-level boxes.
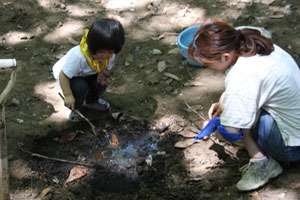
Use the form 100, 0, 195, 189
86, 18, 125, 55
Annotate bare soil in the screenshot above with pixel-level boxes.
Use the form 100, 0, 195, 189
1, 0, 300, 199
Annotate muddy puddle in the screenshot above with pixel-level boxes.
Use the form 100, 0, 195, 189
28, 115, 181, 198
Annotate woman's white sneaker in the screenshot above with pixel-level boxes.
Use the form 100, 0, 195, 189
236, 157, 283, 191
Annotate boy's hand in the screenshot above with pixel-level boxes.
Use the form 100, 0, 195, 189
64, 95, 75, 110
97, 68, 109, 86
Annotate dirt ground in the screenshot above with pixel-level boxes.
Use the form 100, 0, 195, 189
1, 0, 300, 199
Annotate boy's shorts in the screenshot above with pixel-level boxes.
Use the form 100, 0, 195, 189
253, 111, 300, 162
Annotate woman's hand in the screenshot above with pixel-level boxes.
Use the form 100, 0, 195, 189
97, 68, 109, 86
208, 102, 223, 119
202, 120, 210, 140
64, 95, 75, 110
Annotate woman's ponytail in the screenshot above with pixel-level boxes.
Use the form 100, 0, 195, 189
239, 28, 273, 56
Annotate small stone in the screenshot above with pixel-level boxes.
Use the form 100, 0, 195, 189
285, 4, 292, 9
60, 4, 66, 9
139, 64, 144, 68
134, 46, 141, 51
53, 176, 59, 184
150, 121, 168, 132
156, 151, 166, 155
16, 119, 24, 123
151, 49, 162, 55
11, 98, 20, 106
145, 155, 152, 166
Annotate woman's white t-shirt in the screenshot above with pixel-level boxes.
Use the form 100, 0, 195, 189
221, 45, 300, 146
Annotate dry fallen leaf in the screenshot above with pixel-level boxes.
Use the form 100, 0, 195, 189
168, 48, 179, 55
163, 72, 180, 80
174, 138, 199, 148
59, 132, 77, 144
177, 130, 198, 138
110, 133, 119, 148
65, 165, 87, 184
291, 182, 300, 189
40, 186, 52, 198
157, 60, 167, 72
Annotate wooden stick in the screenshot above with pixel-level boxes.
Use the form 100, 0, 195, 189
58, 92, 97, 136
17, 141, 94, 167
0, 61, 16, 200
0, 106, 10, 200
0, 68, 17, 105
183, 101, 206, 120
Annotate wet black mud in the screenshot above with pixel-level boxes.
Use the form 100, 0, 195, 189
28, 116, 188, 199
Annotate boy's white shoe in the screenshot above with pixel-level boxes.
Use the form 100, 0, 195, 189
68, 110, 83, 122
236, 157, 283, 191
83, 98, 110, 111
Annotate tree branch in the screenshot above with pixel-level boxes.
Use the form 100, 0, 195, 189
17, 141, 95, 167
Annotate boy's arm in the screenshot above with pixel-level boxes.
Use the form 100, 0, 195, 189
59, 70, 75, 110
97, 68, 109, 86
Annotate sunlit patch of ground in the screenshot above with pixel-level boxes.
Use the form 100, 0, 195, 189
34, 81, 69, 123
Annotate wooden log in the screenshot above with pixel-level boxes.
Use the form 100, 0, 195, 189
0, 106, 9, 200
0, 59, 17, 200
0, 68, 17, 105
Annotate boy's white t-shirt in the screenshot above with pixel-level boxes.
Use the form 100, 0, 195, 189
221, 45, 300, 146
52, 45, 115, 80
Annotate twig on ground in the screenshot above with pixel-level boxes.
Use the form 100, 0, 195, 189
17, 141, 94, 167
58, 92, 97, 136
183, 101, 206, 120
187, 173, 240, 182
186, 68, 193, 80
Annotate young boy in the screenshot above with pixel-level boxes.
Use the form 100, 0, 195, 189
52, 18, 125, 122
189, 18, 300, 191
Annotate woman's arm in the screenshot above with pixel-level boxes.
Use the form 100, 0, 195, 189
208, 91, 225, 119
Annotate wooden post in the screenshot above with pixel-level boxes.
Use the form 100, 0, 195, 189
0, 106, 9, 200
0, 59, 17, 200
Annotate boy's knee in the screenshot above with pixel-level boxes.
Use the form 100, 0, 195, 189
70, 79, 89, 94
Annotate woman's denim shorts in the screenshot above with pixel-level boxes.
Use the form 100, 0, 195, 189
253, 111, 300, 162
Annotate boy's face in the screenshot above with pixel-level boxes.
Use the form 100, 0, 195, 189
92, 49, 114, 62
